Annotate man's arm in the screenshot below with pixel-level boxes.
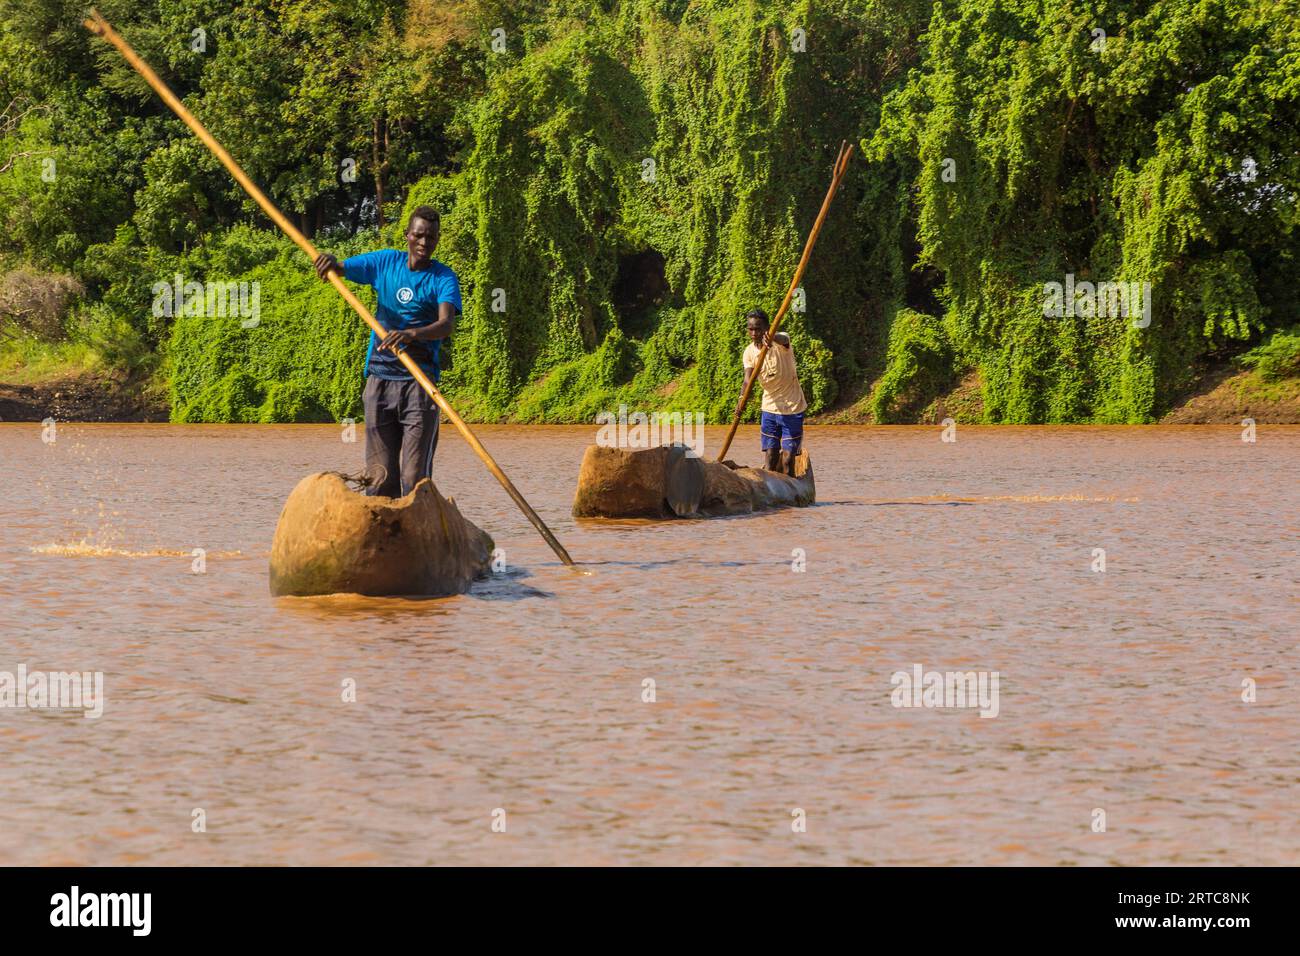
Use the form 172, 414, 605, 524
315, 251, 383, 284
379, 301, 457, 353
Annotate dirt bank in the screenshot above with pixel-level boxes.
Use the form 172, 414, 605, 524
1159, 367, 1300, 424
4, 362, 1297, 425
0, 373, 167, 423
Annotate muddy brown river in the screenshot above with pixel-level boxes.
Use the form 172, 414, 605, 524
1, 423, 1296, 865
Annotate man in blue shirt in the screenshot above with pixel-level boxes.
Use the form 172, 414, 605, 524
314, 206, 462, 498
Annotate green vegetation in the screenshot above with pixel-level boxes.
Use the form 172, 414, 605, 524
1237, 326, 1300, 382
2, 0, 1297, 423
868, 0, 1298, 423
869, 308, 954, 422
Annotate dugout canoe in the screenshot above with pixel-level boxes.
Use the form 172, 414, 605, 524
269, 472, 494, 597
572, 444, 815, 519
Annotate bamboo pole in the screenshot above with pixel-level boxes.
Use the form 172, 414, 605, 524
83, 8, 576, 567
716, 140, 854, 462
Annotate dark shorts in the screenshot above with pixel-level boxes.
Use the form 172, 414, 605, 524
760, 411, 804, 453
362, 376, 440, 498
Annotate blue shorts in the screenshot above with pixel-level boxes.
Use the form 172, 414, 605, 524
760, 411, 804, 452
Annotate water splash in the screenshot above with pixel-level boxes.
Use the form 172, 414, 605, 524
30, 541, 243, 558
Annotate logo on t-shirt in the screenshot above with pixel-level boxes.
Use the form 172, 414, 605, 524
396, 286, 414, 304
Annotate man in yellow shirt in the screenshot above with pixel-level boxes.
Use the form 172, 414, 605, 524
736, 308, 807, 475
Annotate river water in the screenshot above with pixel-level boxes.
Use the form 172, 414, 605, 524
1, 423, 1295, 865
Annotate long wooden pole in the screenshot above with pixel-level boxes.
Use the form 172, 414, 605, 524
84, 8, 576, 567
716, 140, 854, 462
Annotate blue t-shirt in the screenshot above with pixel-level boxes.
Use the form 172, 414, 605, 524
342, 249, 462, 380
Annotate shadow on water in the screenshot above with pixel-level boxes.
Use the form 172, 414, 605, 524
577, 557, 773, 570
575, 499, 974, 526
576, 505, 833, 527
469, 566, 554, 601
272, 566, 555, 615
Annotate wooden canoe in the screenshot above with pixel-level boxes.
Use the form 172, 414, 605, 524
269, 472, 494, 597
572, 444, 815, 519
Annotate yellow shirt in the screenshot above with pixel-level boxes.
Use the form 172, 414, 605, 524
743, 338, 807, 415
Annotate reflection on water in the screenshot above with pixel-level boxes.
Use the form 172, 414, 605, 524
0, 423, 1296, 865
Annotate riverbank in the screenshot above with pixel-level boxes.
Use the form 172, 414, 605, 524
0, 370, 167, 422
3, 360, 1296, 424
808, 361, 1300, 426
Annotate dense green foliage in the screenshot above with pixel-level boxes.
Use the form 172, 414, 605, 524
417, 0, 907, 422
2, 0, 1296, 422
868, 0, 1300, 422
870, 307, 953, 422
165, 226, 375, 421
